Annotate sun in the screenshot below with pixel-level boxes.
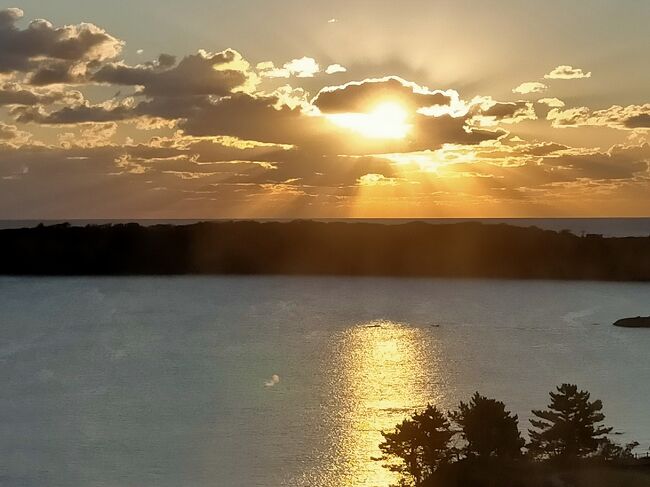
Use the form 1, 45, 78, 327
326, 101, 411, 139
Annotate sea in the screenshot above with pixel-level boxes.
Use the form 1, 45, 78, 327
1, 275, 649, 487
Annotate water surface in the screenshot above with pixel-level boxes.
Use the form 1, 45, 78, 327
1, 276, 649, 487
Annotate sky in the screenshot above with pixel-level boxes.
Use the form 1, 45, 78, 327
0, 1, 649, 218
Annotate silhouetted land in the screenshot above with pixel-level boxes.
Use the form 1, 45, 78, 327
2, 221, 650, 279
613, 316, 650, 328
379, 384, 650, 487
423, 460, 650, 487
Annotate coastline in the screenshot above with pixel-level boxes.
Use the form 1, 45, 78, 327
2, 221, 650, 280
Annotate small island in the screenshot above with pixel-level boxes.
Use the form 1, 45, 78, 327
613, 317, 650, 328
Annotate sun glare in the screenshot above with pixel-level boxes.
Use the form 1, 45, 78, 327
324, 320, 441, 487
327, 101, 411, 139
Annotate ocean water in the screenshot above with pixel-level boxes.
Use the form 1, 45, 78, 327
0, 276, 649, 487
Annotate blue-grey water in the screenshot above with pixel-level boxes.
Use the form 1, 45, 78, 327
1, 276, 649, 487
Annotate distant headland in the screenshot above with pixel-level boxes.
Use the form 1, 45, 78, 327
2, 221, 650, 280
613, 317, 650, 328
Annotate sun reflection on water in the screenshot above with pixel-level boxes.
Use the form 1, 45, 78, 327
325, 320, 443, 487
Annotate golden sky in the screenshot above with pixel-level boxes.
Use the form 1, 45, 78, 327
0, 3, 649, 218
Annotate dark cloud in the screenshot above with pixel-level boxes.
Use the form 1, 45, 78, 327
156, 53, 176, 68
411, 113, 504, 148
178, 93, 314, 141
92, 49, 252, 96
13, 101, 133, 124
625, 114, 650, 129
0, 8, 122, 80
546, 144, 649, 181
0, 82, 75, 106
11, 85, 501, 156
0, 121, 23, 140
178, 91, 501, 154
479, 101, 529, 119
312, 76, 453, 113
29, 61, 88, 85
469, 99, 537, 125
440, 143, 649, 186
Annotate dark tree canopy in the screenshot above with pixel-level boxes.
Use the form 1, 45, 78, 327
2, 221, 650, 280
378, 387, 646, 487
449, 392, 525, 460
599, 440, 640, 461
529, 383, 613, 460
378, 404, 455, 486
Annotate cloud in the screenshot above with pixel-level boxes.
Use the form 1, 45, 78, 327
357, 173, 398, 186
415, 141, 650, 190
2, 6, 648, 217
92, 49, 252, 96
156, 53, 176, 68
13, 74, 502, 162
512, 82, 547, 94
551, 144, 649, 180
313, 76, 454, 114
538, 97, 565, 108
469, 97, 537, 126
175, 89, 501, 155
325, 63, 347, 75
548, 103, 650, 130
544, 65, 592, 80
1, 134, 647, 218
0, 82, 81, 106
58, 122, 117, 148
257, 57, 321, 79
546, 106, 590, 127
177, 92, 316, 143
0, 121, 30, 144
0, 137, 401, 217
256, 61, 290, 78
13, 98, 135, 124
624, 113, 650, 129
283, 56, 320, 78
409, 114, 504, 150
0, 7, 123, 82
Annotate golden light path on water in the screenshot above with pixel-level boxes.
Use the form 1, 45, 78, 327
321, 320, 445, 487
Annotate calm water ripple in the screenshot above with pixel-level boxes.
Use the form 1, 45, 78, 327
0, 276, 649, 487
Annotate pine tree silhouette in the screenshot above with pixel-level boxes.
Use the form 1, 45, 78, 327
529, 383, 612, 460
